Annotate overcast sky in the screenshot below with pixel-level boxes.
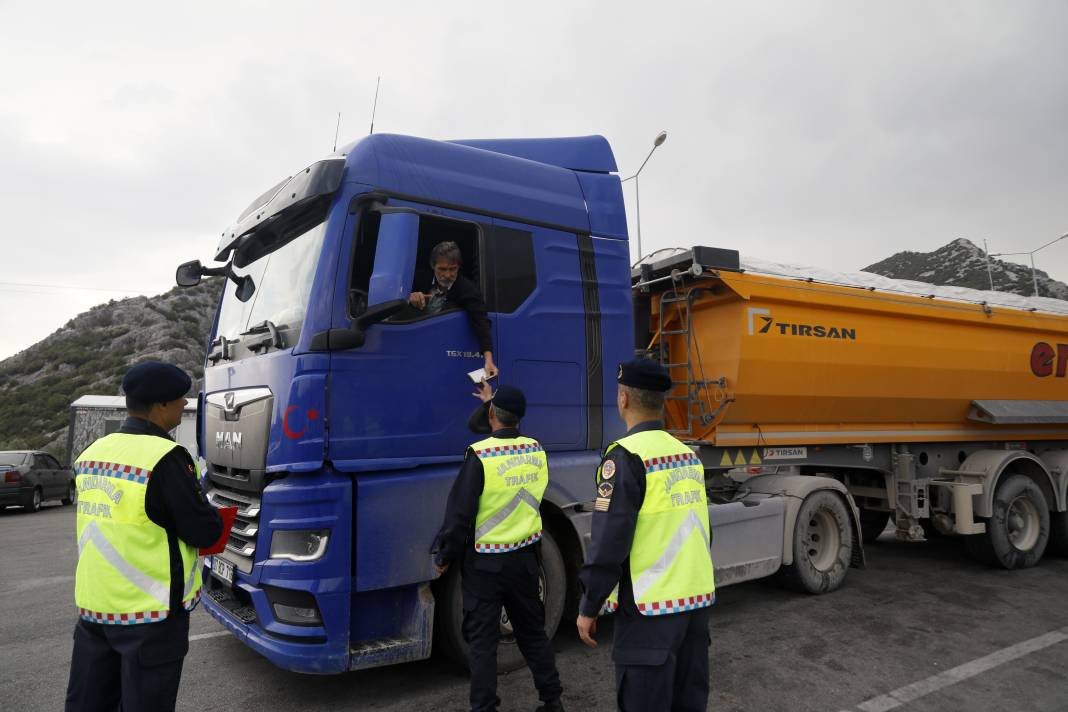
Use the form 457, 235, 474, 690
1, 1, 1066, 360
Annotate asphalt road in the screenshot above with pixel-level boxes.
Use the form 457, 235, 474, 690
4, 500, 1068, 711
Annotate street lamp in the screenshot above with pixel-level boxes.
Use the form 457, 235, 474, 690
622, 130, 668, 263
990, 232, 1068, 297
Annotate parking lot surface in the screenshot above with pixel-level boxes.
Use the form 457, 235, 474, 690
3, 502, 1068, 711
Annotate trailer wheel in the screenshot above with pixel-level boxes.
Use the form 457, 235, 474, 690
433, 529, 567, 673
779, 491, 852, 594
858, 507, 890, 544
965, 474, 1049, 569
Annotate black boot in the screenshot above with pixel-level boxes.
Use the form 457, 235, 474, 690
535, 700, 565, 712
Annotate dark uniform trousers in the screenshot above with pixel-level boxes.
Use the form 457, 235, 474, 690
65, 612, 190, 712
461, 544, 562, 712
612, 605, 711, 712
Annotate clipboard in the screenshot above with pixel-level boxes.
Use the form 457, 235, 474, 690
200, 506, 238, 556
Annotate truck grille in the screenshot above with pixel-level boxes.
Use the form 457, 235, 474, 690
207, 484, 260, 574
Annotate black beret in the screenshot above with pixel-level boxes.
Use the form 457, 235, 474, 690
617, 358, 672, 393
469, 385, 527, 433
121, 361, 192, 404
491, 385, 526, 418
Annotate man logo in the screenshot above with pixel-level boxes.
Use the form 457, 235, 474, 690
215, 431, 242, 450
224, 392, 236, 412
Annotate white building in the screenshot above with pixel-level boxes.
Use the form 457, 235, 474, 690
67, 395, 198, 464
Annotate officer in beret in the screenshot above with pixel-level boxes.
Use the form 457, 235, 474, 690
433, 380, 564, 712
576, 359, 716, 712
65, 361, 223, 712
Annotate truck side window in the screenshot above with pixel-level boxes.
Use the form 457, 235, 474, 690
347, 209, 485, 321
413, 215, 483, 297
389, 214, 485, 323
483, 226, 536, 313
348, 211, 382, 317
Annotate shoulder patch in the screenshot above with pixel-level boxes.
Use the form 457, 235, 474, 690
600, 459, 616, 480
598, 481, 614, 498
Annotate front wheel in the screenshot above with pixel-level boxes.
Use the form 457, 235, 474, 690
778, 491, 853, 594
62, 481, 77, 506
434, 529, 567, 673
965, 474, 1049, 569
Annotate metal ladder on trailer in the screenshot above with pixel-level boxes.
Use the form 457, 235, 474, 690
655, 288, 724, 439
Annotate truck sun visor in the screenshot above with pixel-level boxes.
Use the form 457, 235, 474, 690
215, 157, 345, 262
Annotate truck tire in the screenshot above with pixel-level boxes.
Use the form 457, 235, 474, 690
965, 474, 1049, 569
778, 491, 853, 594
433, 529, 567, 673
858, 507, 890, 544
62, 481, 77, 506
22, 487, 42, 513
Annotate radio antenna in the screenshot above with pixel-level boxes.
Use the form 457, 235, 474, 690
332, 112, 341, 153
369, 76, 380, 135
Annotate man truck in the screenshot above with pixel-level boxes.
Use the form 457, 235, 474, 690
176, 133, 1068, 674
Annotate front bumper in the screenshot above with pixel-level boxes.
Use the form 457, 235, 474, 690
202, 569, 351, 674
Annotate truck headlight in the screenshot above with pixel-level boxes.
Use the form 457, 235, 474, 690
269, 529, 329, 561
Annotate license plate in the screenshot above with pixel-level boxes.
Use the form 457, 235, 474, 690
211, 556, 235, 584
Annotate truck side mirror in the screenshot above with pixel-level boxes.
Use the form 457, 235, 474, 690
234, 274, 256, 302
367, 212, 419, 307
176, 258, 256, 301
176, 260, 204, 287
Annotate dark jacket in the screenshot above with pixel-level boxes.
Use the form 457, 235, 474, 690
121, 417, 223, 615
578, 420, 656, 618
578, 420, 710, 663
414, 273, 494, 354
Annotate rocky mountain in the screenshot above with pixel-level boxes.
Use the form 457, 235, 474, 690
862, 238, 1068, 300
0, 279, 222, 461
4, 237, 1065, 464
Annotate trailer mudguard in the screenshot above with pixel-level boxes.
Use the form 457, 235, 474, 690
743, 474, 865, 568
959, 450, 1061, 516
1037, 450, 1068, 512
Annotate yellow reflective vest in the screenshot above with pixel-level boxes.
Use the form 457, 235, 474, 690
603, 429, 715, 616
73, 433, 203, 624
471, 435, 548, 553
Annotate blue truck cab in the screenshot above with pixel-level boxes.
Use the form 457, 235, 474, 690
182, 134, 634, 673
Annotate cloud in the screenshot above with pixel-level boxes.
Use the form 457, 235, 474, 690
1, 1, 1067, 360
113, 82, 174, 108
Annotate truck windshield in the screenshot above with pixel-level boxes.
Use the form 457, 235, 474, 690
215, 219, 327, 348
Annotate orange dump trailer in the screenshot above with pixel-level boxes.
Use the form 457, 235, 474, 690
636, 247, 1068, 572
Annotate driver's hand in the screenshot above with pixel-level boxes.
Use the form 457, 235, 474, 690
409, 292, 429, 309
483, 354, 499, 380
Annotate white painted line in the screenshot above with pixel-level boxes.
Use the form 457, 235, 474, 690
853, 626, 1068, 712
189, 631, 231, 642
